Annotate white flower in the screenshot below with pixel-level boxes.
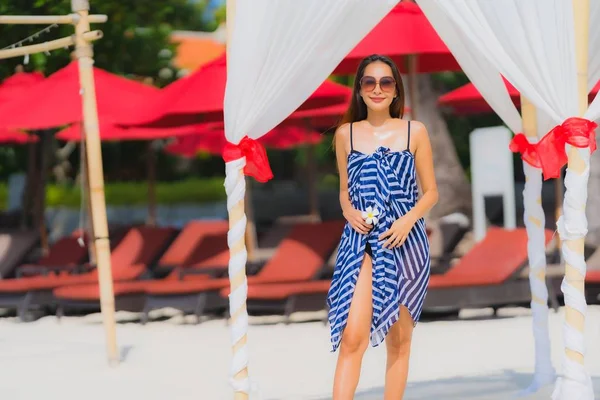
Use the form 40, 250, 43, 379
361, 206, 380, 226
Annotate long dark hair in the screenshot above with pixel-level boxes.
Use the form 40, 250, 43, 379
340, 54, 405, 126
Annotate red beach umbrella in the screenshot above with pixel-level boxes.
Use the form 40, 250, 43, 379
0, 62, 159, 130
334, 2, 459, 75
118, 55, 352, 127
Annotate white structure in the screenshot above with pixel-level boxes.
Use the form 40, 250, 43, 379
469, 126, 516, 242
222, 1, 400, 397
419, 1, 599, 398
223, 0, 599, 398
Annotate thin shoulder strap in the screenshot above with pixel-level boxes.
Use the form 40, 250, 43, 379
406, 121, 411, 151
350, 122, 354, 151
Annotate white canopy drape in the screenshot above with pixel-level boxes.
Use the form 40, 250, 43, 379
223, 1, 399, 396
419, 5, 555, 393
420, 1, 598, 399
589, 1, 600, 88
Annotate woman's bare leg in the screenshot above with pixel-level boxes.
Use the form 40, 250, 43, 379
332, 255, 373, 400
383, 306, 414, 400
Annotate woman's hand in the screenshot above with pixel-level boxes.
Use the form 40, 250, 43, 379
343, 206, 372, 235
379, 213, 417, 249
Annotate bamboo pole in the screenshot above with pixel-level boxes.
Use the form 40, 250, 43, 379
0, 31, 102, 60
0, 14, 107, 24
552, 1, 594, 398
225, 1, 251, 397
72, 0, 118, 366
563, 0, 589, 368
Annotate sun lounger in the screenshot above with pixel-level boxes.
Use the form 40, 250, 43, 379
0, 230, 40, 279
0, 226, 175, 320
138, 220, 345, 323
15, 234, 89, 277
53, 220, 230, 317
220, 220, 467, 324
424, 227, 554, 312
428, 217, 470, 274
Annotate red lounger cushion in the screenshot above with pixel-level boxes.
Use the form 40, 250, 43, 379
0, 264, 147, 293
220, 280, 331, 300
429, 227, 553, 288
53, 273, 212, 300
158, 220, 229, 268
144, 221, 344, 296
586, 269, 600, 282
145, 276, 266, 295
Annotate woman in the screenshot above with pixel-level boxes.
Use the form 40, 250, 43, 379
327, 54, 438, 399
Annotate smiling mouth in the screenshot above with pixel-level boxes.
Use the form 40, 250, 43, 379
370, 98, 385, 103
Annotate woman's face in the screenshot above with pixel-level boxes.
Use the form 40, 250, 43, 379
359, 61, 397, 112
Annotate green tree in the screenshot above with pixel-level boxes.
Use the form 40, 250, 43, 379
0, 0, 213, 85
0, 0, 215, 181
213, 4, 226, 26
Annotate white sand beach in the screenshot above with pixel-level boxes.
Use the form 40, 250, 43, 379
1, 306, 600, 400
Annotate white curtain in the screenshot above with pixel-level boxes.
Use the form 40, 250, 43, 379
417, 6, 521, 133
419, 1, 598, 399
225, 1, 399, 142
222, 0, 399, 396
589, 1, 600, 91
420, 3, 556, 393
587, 0, 600, 112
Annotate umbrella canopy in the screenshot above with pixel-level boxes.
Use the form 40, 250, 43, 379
0, 129, 37, 144
439, 79, 600, 115
285, 96, 411, 129
334, 2, 460, 74
165, 123, 323, 158
0, 62, 159, 130
0, 71, 44, 143
118, 54, 352, 127
56, 121, 202, 142
0, 71, 45, 104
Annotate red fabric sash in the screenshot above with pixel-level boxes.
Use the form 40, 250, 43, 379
509, 117, 597, 180
223, 136, 274, 183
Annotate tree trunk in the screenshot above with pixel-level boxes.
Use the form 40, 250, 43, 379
586, 141, 600, 246
409, 75, 472, 219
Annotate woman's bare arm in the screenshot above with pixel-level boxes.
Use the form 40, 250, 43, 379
336, 123, 370, 234
335, 124, 353, 213
407, 121, 438, 222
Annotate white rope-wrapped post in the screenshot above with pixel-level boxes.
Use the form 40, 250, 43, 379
522, 162, 556, 393
224, 157, 251, 399
224, 0, 250, 396
553, 0, 594, 398
523, 163, 556, 390
553, 154, 594, 399
519, 98, 556, 396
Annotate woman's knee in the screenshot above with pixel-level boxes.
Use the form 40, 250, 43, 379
386, 325, 412, 355
340, 328, 369, 355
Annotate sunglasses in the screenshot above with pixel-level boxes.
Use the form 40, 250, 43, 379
360, 76, 396, 93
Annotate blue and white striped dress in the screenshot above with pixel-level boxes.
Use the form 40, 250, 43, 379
327, 122, 430, 352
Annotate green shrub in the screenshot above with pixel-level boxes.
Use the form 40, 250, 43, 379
0, 183, 6, 210
0, 178, 227, 210
319, 173, 340, 190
